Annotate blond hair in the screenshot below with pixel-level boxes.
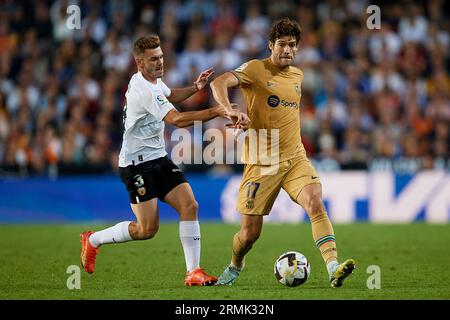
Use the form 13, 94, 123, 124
133, 35, 160, 56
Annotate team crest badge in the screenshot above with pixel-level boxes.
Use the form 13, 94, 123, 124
137, 187, 146, 196
295, 83, 301, 95
246, 200, 254, 210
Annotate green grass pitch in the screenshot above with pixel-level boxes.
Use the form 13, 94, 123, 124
0, 223, 449, 300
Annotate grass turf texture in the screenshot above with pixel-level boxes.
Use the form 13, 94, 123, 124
0, 223, 449, 300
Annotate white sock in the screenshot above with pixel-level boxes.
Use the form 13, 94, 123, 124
179, 220, 201, 273
89, 221, 133, 248
327, 260, 340, 276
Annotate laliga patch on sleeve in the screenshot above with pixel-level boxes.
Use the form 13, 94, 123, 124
235, 62, 248, 72
156, 95, 168, 106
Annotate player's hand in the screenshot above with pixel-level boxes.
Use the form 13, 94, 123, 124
225, 107, 245, 125
215, 103, 240, 119
194, 68, 215, 91
225, 112, 250, 131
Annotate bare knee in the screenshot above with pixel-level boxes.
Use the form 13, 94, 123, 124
178, 200, 199, 220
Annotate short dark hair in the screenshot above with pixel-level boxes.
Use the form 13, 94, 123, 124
133, 35, 160, 56
269, 18, 302, 46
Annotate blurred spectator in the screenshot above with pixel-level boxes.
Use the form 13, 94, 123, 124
208, 31, 242, 74
0, 0, 449, 177
398, 3, 428, 44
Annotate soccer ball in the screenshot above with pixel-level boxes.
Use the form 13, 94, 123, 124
274, 251, 310, 287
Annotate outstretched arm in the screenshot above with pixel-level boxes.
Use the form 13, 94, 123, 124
210, 72, 248, 125
167, 86, 198, 104
163, 106, 228, 128
167, 68, 215, 103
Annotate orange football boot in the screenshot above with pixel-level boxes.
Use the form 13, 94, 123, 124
184, 268, 218, 286
80, 231, 99, 273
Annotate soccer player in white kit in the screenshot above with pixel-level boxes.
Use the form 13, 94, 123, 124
80, 35, 232, 286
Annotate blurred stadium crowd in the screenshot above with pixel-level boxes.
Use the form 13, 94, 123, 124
0, 0, 449, 177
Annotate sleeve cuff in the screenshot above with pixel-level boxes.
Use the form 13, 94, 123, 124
230, 71, 242, 88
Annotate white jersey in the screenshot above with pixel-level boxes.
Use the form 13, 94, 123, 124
118, 72, 175, 167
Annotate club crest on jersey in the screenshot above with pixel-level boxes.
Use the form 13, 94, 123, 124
156, 95, 168, 106
295, 83, 301, 95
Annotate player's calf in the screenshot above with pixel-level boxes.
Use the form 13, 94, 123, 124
131, 224, 159, 240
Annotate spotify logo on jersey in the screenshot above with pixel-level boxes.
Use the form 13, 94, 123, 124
267, 95, 280, 108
